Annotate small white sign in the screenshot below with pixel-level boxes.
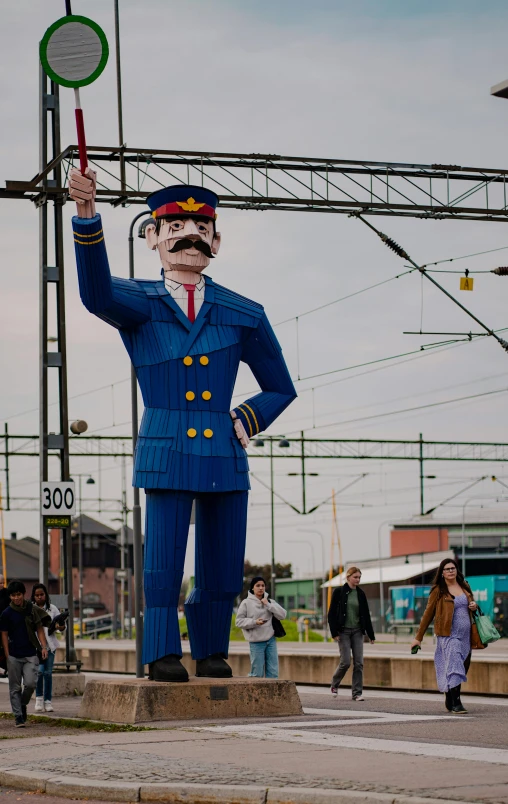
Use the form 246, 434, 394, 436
41, 481, 76, 516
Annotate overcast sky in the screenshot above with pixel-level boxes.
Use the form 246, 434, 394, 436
1, 0, 508, 581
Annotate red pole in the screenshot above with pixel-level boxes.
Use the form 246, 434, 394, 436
75, 107, 88, 174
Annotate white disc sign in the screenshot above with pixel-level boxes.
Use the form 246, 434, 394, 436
40, 15, 109, 88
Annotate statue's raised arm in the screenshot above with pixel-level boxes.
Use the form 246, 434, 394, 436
68, 168, 150, 329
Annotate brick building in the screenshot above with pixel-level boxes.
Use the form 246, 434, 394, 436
49, 514, 136, 616
2, 533, 57, 595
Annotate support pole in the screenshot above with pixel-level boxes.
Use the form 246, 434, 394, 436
419, 432, 424, 516
270, 438, 275, 599
4, 424, 9, 511
39, 65, 49, 588
78, 480, 83, 637
113, 0, 126, 195
300, 430, 306, 515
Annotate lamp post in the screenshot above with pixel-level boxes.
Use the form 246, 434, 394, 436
128, 210, 153, 677
252, 437, 290, 598
461, 489, 499, 576
285, 539, 316, 615
376, 519, 395, 634
69, 473, 95, 637
297, 528, 326, 635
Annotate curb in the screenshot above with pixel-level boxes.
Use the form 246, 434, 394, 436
0, 769, 479, 804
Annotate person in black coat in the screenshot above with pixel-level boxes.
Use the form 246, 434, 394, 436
327, 566, 375, 701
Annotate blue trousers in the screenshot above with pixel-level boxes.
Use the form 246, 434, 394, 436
36, 649, 55, 700
248, 636, 279, 678
143, 489, 248, 664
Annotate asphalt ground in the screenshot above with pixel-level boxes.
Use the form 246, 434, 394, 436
0, 678, 507, 803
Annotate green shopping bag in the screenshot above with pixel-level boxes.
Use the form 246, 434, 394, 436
473, 606, 501, 645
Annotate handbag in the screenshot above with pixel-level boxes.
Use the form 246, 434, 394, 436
272, 615, 286, 638
473, 606, 501, 645
267, 598, 286, 638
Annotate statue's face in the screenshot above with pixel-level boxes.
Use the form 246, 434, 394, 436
145, 216, 221, 273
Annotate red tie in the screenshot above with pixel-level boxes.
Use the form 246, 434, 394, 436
183, 284, 196, 323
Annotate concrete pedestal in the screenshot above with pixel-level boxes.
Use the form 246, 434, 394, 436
52, 673, 86, 697
79, 677, 302, 724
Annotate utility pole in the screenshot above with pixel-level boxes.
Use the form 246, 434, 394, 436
120, 449, 127, 639
301, 430, 306, 514
270, 438, 275, 599
419, 433, 424, 516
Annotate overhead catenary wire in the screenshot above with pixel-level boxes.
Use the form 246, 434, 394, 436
293, 385, 508, 434
275, 268, 415, 327
420, 243, 508, 269
352, 213, 508, 354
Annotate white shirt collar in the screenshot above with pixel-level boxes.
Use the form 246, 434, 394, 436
165, 275, 205, 292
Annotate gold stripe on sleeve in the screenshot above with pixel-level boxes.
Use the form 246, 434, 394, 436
74, 236, 105, 246
242, 403, 259, 435
72, 228, 103, 238
238, 406, 253, 437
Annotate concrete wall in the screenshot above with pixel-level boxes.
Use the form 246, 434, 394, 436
56, 645, 508, 695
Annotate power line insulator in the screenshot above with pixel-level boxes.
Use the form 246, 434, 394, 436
379, 233, 410, 260
491, 266, 508, 275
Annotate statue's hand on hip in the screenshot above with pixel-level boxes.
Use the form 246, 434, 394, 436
230, 411, 250, 448
68, 167, 97, 219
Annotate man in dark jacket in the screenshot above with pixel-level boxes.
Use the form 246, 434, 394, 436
327, 566, 374, 701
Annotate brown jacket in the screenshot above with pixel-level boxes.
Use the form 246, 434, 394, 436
415, 583, 485, 649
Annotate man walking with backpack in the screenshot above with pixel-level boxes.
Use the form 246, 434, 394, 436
0, 580, 50, 727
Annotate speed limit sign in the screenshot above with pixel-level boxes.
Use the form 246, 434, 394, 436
40, 481, 76, 516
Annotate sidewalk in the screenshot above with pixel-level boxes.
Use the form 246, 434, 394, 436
0, 681, 507, 803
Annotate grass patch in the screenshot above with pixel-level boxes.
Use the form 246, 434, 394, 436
0, 711, 151, 732
180, 615, 324, 642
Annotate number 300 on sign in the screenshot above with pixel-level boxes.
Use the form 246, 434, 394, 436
40, 482, 76, 516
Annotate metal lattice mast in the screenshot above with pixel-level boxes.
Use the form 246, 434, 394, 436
38, 67, 75, 659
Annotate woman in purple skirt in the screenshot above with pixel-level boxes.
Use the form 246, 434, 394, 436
411, 558, 484, 714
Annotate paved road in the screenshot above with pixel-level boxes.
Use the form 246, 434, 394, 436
0, 678, 507, 802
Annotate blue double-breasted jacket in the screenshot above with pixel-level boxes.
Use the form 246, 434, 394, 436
73, 214, 297, 493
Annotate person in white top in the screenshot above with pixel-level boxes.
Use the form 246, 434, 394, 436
30, 584, 66, 712
236, 577, 286, 678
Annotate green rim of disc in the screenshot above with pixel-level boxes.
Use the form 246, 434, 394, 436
40, 15, 109, 89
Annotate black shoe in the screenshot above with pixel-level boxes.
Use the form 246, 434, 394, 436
15, 716, 25, 728
196, 654, 233, 678
149, 654, 189, 683
445, 691, 452, 712
21, 704, 27, 723
449, 685, 467, 714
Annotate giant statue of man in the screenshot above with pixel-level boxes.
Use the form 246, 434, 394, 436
69, 169, 296, 681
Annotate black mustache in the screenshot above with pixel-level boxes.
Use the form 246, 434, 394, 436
168, 238, 212, 257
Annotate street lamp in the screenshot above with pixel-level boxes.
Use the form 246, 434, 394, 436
376, 519, 395, 634
298, 527, 327, 637
69, 474, 95, 637
252, 436, 290, 598
461, 486, 499, 576
285, 539, 316, 619
128, 209, 153, 678
491, 79, 508, 99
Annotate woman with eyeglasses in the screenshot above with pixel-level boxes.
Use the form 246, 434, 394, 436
411, 558, 484, 714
